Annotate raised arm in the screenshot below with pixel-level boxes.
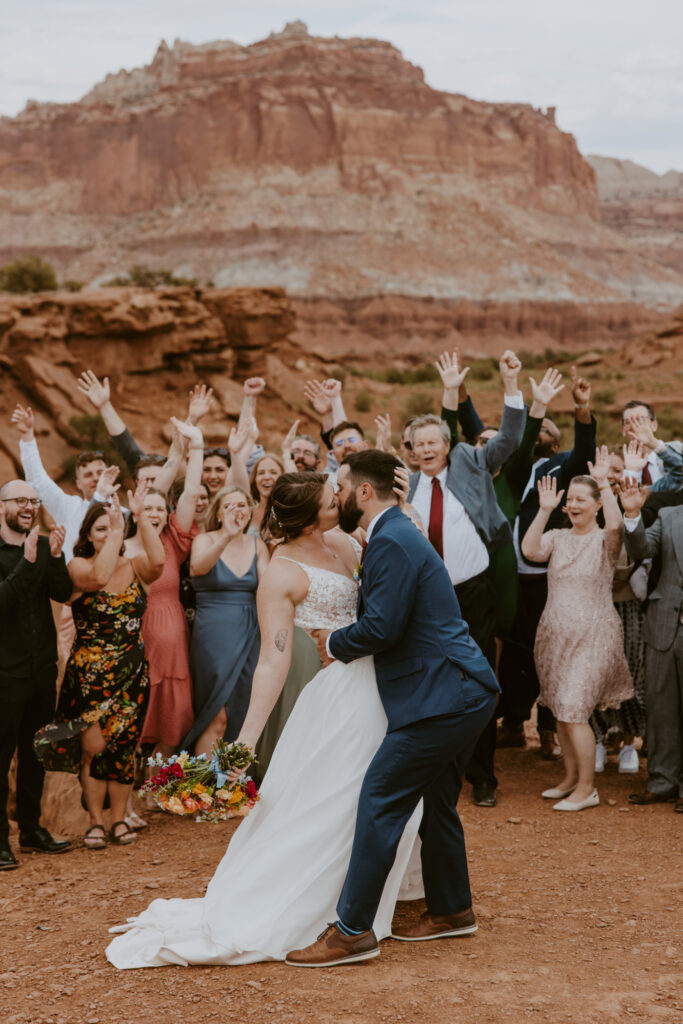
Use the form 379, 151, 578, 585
436, 350, 470, 414
189, 501, 245, 576
227, 417, 258, 492
77, 370, 144, 475
68, 497, 126, 592
13, 405, 81, 523
473, 351, 525, 475
521, 477, 564, 562
127, 482, 165, 585
168, 418, 204, 531
589, 445, 622, 531
152, 428, 187, 497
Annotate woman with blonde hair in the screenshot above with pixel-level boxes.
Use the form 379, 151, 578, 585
248, 454, 285, 540
182, 486, 269, 757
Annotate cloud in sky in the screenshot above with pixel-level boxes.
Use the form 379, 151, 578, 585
2, 0, 682, 173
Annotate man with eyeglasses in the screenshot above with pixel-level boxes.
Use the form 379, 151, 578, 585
0, 480, 73, 869
329, 421, 369, 463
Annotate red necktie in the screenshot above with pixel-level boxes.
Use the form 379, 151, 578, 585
428, 477, 444, 559
641, 464, 652, 486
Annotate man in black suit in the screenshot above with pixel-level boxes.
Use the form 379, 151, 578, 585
497, 368, 596, 757
0, 480, 73, 870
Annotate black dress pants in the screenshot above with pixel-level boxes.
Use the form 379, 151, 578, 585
0, 667, 57, 843
453, 571, 498, 788
498, 574, 556, 734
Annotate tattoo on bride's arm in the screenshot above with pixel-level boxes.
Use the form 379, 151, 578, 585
274, 628, 288, 652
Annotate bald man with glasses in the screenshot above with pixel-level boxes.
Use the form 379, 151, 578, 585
0, 480, 73, 869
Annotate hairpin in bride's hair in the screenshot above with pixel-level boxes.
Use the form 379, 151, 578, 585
270, 508, 283, 529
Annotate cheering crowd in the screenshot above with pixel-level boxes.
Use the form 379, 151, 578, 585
1, 350, 682, 869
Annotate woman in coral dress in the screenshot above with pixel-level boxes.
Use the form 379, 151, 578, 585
522, 446, 633, 812
125, 419, 204, 759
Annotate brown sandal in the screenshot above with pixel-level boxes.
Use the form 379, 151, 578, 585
84, 825, 107, 850
109, 821, 137, 845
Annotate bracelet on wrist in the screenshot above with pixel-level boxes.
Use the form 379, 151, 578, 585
574, 402, 590, 410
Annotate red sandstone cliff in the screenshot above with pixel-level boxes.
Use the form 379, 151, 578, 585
1, 23, 681, 306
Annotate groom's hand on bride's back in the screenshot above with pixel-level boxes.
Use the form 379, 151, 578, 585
311, 629, 333, 666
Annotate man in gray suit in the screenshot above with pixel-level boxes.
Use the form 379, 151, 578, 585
407, 351, 526, 806
622, 492, 683, 813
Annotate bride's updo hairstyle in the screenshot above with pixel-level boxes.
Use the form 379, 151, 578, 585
265, 472, 329, 541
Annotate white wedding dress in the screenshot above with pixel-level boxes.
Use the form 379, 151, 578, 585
106, 555, 423, 969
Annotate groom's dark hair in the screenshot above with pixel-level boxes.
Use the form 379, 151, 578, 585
342, 450, 400, 500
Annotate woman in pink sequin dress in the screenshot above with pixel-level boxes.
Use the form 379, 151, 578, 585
522, 446, 633, 812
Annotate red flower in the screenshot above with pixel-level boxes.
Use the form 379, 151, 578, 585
245, 779, 258, 801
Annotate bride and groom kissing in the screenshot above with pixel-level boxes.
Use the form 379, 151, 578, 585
107, 450, 499, 970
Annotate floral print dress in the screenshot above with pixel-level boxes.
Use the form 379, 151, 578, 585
35, 574, 149, 784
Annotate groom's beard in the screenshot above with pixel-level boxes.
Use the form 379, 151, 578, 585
337, 493, 363, 534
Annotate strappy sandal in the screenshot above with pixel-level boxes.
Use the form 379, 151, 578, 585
109, 821, 138, 845
84, 825, 107, 850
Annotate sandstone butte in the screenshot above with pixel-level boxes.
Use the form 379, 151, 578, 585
1, 20, 682, 312
1, 23, 682, 486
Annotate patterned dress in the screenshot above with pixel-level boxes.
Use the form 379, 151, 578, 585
35, 575, 149, 784
534, 527, 634, 723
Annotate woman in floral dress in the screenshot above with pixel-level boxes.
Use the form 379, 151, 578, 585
35, 486, 164, 848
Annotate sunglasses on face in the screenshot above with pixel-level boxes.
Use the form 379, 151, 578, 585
4, 496, 42, 508
204, 448, 229, 460
333, 436, 361, 447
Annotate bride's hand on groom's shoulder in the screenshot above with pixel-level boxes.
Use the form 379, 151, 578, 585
310, 629, 333, 667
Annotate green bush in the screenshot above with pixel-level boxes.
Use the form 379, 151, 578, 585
594, 387, 617, 405
103, 264, 198, 288
62, 279, 84, 293
402, 391, 436, 419
0, 255, 58, 293
353, 390, 373, 413
468, 358, 498, 381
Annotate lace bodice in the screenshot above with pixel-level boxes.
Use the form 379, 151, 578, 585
277, 537, 361, 632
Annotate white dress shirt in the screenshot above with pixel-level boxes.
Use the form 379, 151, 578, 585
20, 438, 91, 562
411, 466, 489, 586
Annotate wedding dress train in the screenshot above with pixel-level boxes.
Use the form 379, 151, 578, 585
106, 556, 423, 969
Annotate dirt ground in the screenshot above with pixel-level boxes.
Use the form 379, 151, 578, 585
2, 735, 681, 1024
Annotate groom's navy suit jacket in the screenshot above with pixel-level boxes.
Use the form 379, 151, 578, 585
329, 506, 499, 732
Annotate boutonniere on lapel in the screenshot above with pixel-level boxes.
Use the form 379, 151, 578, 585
353, 562, 363, 585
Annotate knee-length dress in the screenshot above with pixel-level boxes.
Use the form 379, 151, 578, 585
182, 541, 260, 748
34, 576, 149, 784
534, 527, 634, 723
140, 514, 197, 747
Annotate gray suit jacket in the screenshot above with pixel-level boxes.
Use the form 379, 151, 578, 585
625, 507, 683, 651
408, 401, 526, 553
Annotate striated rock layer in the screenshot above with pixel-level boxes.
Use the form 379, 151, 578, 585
588, 155, 683, 278
1, 24, 681, 305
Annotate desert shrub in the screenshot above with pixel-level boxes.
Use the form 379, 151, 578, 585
402, 391, 436, 419
62, 279, 84, 292
655, 405, 683, 440
103, 264, 197, 288
0, 255, 58, 293
594, 387, 617, 405
468, 358, 498, 381
353, 390, 373, 413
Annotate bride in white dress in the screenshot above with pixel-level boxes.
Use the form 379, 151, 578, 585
107, 474, 422, 969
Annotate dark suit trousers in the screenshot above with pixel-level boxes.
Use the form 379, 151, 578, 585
0, 668, 57, 843
453, 571, 498, 787
498, 574, 556, 734
337, 684, 496, 931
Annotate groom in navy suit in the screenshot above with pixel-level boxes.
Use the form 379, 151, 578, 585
286, 450, 499, 967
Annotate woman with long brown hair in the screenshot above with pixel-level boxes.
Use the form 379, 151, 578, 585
35, 485, 164, 848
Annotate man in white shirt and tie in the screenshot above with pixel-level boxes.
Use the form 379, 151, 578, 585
407, 351, 526, 807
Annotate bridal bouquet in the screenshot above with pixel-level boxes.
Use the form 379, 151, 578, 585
141, 740, 259, 822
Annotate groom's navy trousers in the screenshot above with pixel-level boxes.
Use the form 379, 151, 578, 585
337, 679, 495, 930
329, 505, 500, 933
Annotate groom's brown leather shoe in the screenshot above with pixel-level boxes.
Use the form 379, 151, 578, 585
285, 923, 379, 967
391, 908, 477, 941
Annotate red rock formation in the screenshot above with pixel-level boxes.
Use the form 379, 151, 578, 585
1, 24, 681, 305
588, 155, 683, 277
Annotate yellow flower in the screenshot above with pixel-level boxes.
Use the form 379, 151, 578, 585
228, 787, 244, 805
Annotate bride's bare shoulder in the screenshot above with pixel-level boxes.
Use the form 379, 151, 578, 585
325, 528, 362, 558
263, 549, 310, 600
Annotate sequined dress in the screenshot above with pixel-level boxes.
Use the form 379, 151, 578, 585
534, 527, 634, 723
107, 551, 423, 968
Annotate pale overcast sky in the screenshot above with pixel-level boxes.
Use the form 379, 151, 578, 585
2, 0, 682, 173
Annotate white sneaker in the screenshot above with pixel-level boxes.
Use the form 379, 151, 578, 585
618, 744, 639, 774
594, 742, 606, 773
